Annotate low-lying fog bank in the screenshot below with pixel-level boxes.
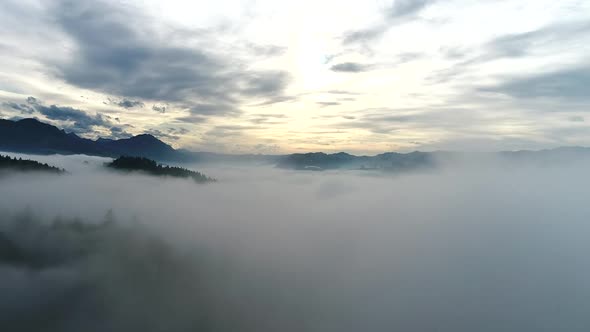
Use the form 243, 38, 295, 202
1, 152, 589, 331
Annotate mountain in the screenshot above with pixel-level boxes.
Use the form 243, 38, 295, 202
0, 118, 101, 155
0, 154, 65, 174
275, 151, 436, 171
0, 118, 181, 161
95, 134, 178, 161
3, 118, 590, 170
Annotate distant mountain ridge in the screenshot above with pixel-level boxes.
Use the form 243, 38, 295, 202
0, 118, 180, 161
2, 118, 590, 169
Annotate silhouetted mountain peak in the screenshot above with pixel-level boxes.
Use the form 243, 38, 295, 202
0, 118, 178, 161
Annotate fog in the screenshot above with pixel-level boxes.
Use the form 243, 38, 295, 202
1, 152, 590, 331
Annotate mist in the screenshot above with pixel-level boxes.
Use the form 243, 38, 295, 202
1, 152, 590, 331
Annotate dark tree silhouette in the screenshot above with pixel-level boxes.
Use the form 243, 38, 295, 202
0, 155, 65, 173
106, 156, 215, 183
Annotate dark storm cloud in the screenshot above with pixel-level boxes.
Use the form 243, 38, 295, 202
330, 62, 372, 73
49, 0, 290, 117
480, 66, 590, 101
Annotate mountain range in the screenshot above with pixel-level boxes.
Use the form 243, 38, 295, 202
2, 118, 590, 170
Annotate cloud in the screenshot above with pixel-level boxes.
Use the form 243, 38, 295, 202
108, 126, 133, 139
317, 102, 341, 107
330, 62, 372, 73
569, 116, 585, 122
249, 113, 288, 125
244, 43, 287, 57
145, 128, 182, 141
20, 96, 118, 135
1, 102, 35, 114
342, 26, 387, 45
37, 105, 113, 134
152, 105, 166, 113
326, 90, 361, 95
480, 66, 590, 101
189, 103, 240, 117
342, 0, 437, 46
388, 0, 435, 19
108, 98, 145, 109
49, 0, 290, 117
250, 95, 299, 107
3, 152, 590, 331
486, 22, 590, 59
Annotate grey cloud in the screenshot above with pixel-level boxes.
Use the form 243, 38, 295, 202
245, 43, 287, 57
388, 0, 435, 19
22, 97, 117, 135
204, 126, 250, 138
326, 90, 361, 95
152, 105, 166, 113
26, 96, 39, 105
1, 102, 35, 114
39, 106, 113, 134
132, 125, 188, 142
251, 95, 299, 107
342, 26, 387, 45
487, 22, 590, 59
252, 114, 287, 119
108, 98, 145, 109
49, 0, 290, 117
108, 126, 133, 139
428, 22, 590, 85
330, 62, 372, 73
145, 128, 182, 141
189, 103, 240, 117
249, 114, 288, 125
480, 66, 590, 101
342, 0, 436, 46
238, 71, 291, 98
317, 102, 341, 107
175, 115, 208, 124
569, 116, 585, 122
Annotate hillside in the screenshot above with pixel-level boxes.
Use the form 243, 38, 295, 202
0, 118, 182, 161
106, 156, 215, 183
0, 155, 65, 174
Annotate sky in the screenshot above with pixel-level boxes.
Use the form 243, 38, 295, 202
0, 0, 589, 154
